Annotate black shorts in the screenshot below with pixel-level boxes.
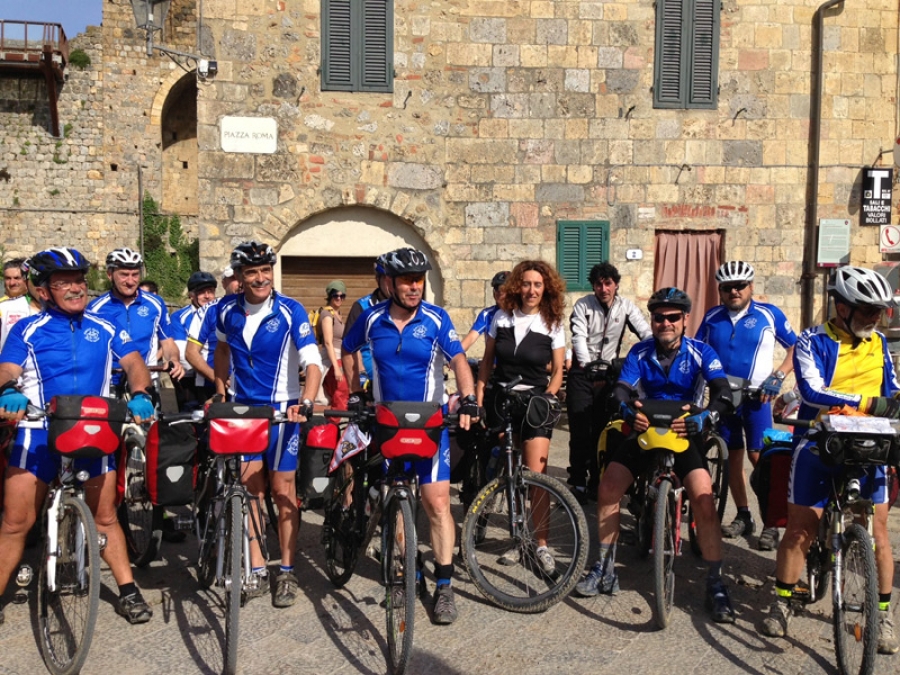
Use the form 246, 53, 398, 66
605, 432, 706, 482
485, 386, 554, 442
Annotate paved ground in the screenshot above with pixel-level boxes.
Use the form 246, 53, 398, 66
2, 425, 899, 675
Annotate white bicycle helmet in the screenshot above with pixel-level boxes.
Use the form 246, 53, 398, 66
827, 266, 895, 308
106, 247, 143, 270
715, 260, 755, 284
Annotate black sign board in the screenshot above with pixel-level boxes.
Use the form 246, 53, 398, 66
861, 167, 893, 226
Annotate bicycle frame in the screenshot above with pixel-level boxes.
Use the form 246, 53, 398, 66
44, 458, 90, 593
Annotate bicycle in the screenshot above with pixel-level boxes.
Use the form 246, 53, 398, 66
20, 395, 129, 675
321, 401, 456, 675
460, 379, 588, 613
781, 412, 899, 675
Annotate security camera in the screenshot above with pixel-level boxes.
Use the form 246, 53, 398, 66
198, 59, 218, 80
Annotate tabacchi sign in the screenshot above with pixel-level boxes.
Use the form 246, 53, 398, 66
220, 117, 277, 154
860, 167, 892, 226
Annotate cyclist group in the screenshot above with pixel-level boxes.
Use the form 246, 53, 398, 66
0, 239, 897, 658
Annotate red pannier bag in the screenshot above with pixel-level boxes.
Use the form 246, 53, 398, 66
750, 430, 794, 528
298, 421, 340, 507
146, 418, 198, 506
48, 395, 127, 459
206, 402, 273, 455
375, 401, 443, 462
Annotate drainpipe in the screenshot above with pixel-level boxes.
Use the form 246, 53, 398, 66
802, 0, 846, 329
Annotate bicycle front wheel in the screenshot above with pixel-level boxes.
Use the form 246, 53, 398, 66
461, 470, 588, 613
833, 523, 878, 675
383, 496, 416, 675
323, 470, 363, 588
118, 444, 161, 567
704, 433, 729, 523
223, 493, 243, 675
38, 494, 101, 675
652, 479, 677, 630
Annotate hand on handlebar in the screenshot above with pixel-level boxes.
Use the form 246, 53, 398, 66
0, 389, 30, 421
287, 400, 314, 423
678, 407, 715, 436
127, 392, 156, 424
759, 373, 782, 402
165, 359, 185, 381
621, 400, 649, 433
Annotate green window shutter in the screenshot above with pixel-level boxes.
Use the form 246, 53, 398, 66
361, 0, 393, 92
557, 221, 609, 292
322, 0, 354, 91
653, 0, 719, 109
688, 0, 719, 108
654, 0, 685, 108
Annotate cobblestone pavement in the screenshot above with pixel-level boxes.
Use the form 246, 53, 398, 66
2, 427, 899, 675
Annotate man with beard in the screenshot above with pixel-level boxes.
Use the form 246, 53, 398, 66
574, 287, 737, 624
0, 248, 156, 627
759, 266, 899, 654
696, 261, 796, 551
212, 241, 322, 608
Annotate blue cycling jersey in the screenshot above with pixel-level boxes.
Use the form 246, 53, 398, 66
215, 291, 321, 404
0, 307, 140, 429
87, 290, 172, 383
696, 300, 797, 387
618, 335, 726, 406
172, 300, 218, 386
342, 299, 464, 403
469, 305, 499, 336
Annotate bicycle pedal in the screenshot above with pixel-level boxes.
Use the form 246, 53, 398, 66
98, 532, 108, 551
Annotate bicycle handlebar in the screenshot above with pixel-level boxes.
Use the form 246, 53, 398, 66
322, 407, 460, 427
161, 409, 289, 426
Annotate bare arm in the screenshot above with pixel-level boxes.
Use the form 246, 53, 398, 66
546, 346, 565, 396
213, 341, 231, 398
461, 329, 480, 352
476, 335, 496, 407
776, 345, 795, 377
159, 337, 184, 380
185, 339, 215, 382
119, 351, 152, 395
321, 315, 343, 382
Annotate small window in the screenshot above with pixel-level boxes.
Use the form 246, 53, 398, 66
653, 0, 720, 109
556, 221, 609, 292
322, 0, 393, 93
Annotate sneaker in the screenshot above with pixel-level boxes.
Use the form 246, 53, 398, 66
115, 592, 153, 624
432, 584, 458, 625
722, 515, 756, 539
532, 545, 557, 577
706, 582, 736, 624
273, 571, 299, 608
759, 598, 792, 637
243, 572, 270, 601
878, 609, 900, 655
574, 561, 619, 597
757, 527, 780, 551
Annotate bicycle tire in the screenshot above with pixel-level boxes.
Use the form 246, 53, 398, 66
704, 433, 729, 523
196, 501, 218, 590
833, 523, 878, 675
461, 470, 588, 613
652, 479, 677, 630
118, 444, 161, 567
383, 495, 416, 675
38, 494, 101, 675
323, 470, 364, 588
806, 540, 831, 604
223, 493, 242, 675
632, 480, 652, 559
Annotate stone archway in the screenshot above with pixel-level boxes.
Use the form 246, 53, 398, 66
153, 71, 198, 215
275, 205, 444, 304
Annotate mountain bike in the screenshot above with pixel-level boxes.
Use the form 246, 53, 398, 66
461, 379, 588, 613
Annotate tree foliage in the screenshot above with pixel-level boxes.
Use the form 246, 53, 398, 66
141, 193, 199, 302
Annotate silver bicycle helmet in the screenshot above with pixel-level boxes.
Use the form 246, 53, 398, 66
715, 261, 755, 284
106, 247, 143, 270
827, 266, 895, 309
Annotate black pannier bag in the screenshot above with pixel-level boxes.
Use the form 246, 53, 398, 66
146, 419, 198, 506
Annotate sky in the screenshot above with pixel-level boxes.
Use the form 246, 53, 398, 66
6, 2, 104, 39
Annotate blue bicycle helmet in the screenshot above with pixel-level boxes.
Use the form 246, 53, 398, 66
29, 247, 91, 287
647, 287, 692, 313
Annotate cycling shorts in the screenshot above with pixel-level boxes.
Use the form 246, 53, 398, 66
485, 386, 554, 442
605, 434, 706, 483
788, 439, 888, 508
8, 427, 115, 485
241, 400, 301, 473
384, 428, 451, 485
719, 399, 772, 453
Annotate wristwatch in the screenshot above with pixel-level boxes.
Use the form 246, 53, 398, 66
774, 370, 786, 380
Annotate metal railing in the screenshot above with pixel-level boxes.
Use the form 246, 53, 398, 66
0, 20, 68, 66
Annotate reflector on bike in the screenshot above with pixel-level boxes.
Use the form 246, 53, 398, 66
48, 395, 128, 458
375, 401, 443, 461
206, 402, 273, 455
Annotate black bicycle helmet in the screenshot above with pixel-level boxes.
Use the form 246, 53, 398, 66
29, 247, 91, 287
491, 270, 510, 289
106, 247, 143, 270
380, 248, 432, 277
374, 253, 389, 277
647, 287, 692, 313
187, 271, 217, 293
230, 241, 277, 269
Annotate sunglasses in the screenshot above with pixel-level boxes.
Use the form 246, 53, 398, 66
652, 312, 683, 324
719, 282, 749, 293
331, 293, 347, 299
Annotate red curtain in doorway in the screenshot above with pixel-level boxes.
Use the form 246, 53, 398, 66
654, 231, 723, 337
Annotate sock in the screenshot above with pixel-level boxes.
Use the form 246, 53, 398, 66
118, 582, 138, 598
706, 560, 723, 587
252, 566, 267, 577
280, 565, 293, 574
597, 542, 617, 577
736, 507, 752, 519
434, 562, 453, 587
775, 579, 794, 600
879, 594, 891, 612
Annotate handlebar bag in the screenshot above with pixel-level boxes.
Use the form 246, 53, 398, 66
146, 418, 198, 506
48, 395, 128, 458
206, 402, 273, 456
375, 401, 443, 462
298, 421, 339, 507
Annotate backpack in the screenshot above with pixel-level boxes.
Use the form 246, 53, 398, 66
309, 306, 335, 344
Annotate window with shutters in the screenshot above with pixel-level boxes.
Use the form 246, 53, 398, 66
322, 0, 393, 92
556, 221, 609, 292
653, 0, 720, 109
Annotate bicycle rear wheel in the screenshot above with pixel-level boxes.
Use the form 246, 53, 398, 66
38, 494, 101, 675
652, 479, 677, 629
323, 470, 363, 588
118, 444, 161, 567
461, 470, 588, 613
383, 496, 416, 675
704, 434, 729, 523
833, 523, 878, 675
223, 493, 243, 675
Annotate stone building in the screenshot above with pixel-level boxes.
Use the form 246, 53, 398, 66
1, 0, 898, 348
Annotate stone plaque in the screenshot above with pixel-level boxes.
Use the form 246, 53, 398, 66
220, 116, 277, 154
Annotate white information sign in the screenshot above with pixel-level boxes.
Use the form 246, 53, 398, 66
880, 224, 900, 253
220, 116, 277, 154
816, 219, 851, 267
